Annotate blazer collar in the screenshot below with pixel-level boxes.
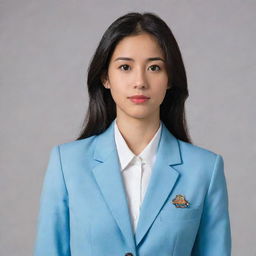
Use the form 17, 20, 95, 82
93, 120, 181, 165
92, 120, 182, 248
114, 118, 162, 170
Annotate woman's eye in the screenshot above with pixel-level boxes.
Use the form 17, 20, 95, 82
148, 65, 161, 71
119, 64, 130, 71
118, 64, 161, 72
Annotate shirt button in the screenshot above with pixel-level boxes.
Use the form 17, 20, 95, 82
133, 158, 139, 165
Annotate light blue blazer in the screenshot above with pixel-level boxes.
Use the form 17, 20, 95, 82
34, 120, 231, 256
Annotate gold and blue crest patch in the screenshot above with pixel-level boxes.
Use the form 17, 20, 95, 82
172, 194, 190, 208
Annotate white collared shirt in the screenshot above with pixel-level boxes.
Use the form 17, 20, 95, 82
114, 119, 162, 233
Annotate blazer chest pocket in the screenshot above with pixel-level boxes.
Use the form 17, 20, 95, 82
159, 204, 202, 223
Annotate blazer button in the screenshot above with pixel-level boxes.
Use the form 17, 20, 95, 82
125, 253, 133, 256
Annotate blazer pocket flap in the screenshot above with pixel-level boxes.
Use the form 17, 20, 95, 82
159, 205, 202, 222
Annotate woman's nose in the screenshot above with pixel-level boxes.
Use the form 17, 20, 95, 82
133, 69, 147, 89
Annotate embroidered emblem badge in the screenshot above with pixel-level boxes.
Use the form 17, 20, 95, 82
172, 194, 190, 208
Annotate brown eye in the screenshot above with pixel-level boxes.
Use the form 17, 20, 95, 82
148, 65, 160, 71
119, 64, 131, 71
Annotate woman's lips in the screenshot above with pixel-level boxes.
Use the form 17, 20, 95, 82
128, 95, 150, 104
129, 98, 149, 103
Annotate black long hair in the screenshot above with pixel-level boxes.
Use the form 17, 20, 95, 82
76, 12, 192, 143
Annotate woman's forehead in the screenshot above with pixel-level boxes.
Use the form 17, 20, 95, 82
110, 33, 164, 61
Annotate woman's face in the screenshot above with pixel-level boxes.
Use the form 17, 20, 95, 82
103, 32, 169, 121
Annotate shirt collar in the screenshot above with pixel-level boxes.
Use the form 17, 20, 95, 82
114, 118, 162, 171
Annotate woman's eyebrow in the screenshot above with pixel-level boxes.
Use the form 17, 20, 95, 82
114, 57, 165, 62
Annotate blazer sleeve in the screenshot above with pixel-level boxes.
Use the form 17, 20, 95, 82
33, 145, 71, 256
191, 154, 232, 255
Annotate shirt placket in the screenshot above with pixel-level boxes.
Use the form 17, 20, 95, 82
133, 156, 144, 229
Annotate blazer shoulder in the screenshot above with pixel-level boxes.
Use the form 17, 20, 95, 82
178, 139, 223, 164
177, 140, 225, 185
53, 135, 98, 158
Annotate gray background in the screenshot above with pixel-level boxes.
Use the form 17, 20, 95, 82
0, 0, 255, 255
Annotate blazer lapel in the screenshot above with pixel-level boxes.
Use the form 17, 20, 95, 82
92, 121, 136, 249
91, 120, 182, 248
134, 122, 182, 246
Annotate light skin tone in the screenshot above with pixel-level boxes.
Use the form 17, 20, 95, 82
102, 32, 170, 155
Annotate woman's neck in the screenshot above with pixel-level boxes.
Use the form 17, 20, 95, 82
115, 115, 161, 156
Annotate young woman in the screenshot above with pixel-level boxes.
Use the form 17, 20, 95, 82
34, 12, 231, 256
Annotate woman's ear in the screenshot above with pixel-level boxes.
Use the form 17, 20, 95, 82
166, 83, 171, 90
104, 82, 110, 89
101, 75, 110, 89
